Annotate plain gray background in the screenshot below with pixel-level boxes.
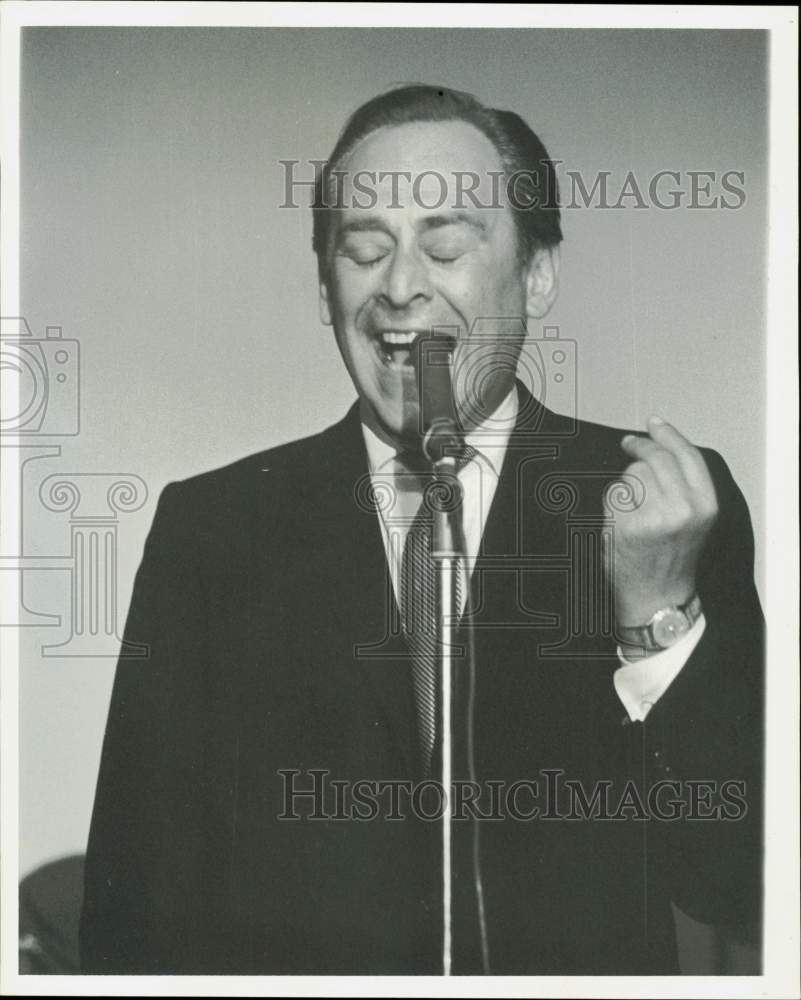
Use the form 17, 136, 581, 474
19, 27, 766, 878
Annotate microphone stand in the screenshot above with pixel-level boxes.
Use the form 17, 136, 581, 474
416, 338, 488, 975
428, 446, 467, 977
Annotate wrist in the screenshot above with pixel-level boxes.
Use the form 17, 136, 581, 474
618, 642, 664, 661
615, 582, 697, 628
616, 593, 703, 653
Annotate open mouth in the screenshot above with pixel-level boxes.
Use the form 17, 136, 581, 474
374, 330, 421, 368
373, 329, 458, 370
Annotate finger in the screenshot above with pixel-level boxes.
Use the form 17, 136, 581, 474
645, 416, 716, 499
621, 434, 687, 499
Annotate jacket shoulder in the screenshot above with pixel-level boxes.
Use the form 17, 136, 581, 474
164, 405, 357, 494
546, 409, 734, 485
180, 424, 343, 489
145, 405, 363, 551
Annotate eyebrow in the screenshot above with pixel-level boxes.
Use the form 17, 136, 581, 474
336, 212, 488, 241
418, 212, 488, 236
337, 217, 394, 238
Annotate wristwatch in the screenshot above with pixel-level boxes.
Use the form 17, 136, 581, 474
617, 594, 703, 652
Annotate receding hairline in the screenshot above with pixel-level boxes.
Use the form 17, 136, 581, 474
332, 117, 507, 176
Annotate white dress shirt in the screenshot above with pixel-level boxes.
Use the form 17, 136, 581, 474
360, 391, 705, 722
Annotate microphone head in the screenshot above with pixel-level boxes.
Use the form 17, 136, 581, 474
422, 418, 463, 465
412, 332, 462, 463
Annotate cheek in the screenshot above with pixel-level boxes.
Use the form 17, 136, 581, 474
442, 262, 526, 321
331, 274, 381, 328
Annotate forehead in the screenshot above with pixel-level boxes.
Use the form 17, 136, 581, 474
337, 119, 509, 217
342, 119, 503, 176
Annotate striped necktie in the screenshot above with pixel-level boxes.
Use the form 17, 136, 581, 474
399, 446, 477, 775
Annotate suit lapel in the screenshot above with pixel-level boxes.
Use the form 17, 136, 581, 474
297, 404, 420, 777
465, 383, 623, 767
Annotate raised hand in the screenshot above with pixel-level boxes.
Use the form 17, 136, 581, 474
604, 415, 719, 627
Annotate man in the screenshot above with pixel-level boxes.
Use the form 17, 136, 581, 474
80, 85, 763, 975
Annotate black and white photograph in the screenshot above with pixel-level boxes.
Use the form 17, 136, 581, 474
1, 3, 797, 995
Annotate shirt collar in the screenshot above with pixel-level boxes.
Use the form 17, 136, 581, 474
361, 387, 519, 479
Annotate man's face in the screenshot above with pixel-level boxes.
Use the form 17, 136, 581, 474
319, 119, 558, 447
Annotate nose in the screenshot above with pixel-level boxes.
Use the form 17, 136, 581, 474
379, 243, 433, 310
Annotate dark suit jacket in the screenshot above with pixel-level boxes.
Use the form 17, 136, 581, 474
80, 386, 764, 975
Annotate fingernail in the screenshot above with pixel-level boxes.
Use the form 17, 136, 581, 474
649, 415, 664, 425
622, 434, 635, 444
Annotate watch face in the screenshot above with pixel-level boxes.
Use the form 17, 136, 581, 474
651, 608, 690, 648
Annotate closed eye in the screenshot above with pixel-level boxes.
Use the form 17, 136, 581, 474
337, 238, 392, 268
420, 232, 475, 264
335, 248, 389, 268
427, 250, 463, 264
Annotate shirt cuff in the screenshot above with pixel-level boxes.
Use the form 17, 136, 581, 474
613, 614, 707, 722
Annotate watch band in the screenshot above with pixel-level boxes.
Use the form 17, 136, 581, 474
617, 593, 703, 652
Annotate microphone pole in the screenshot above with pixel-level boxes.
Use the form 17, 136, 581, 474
416, 335, 467, 977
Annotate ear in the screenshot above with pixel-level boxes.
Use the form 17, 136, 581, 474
318, 275, 332, 326
524, 245, 560, 319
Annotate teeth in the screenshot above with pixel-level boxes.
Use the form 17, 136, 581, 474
380, 331, 418, 346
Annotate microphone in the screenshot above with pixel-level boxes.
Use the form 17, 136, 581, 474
413, 334, 463, 465
412, 333, 490, 973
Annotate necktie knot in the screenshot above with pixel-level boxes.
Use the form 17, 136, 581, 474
454, 443, 479, 470
397, 442, 478, 476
